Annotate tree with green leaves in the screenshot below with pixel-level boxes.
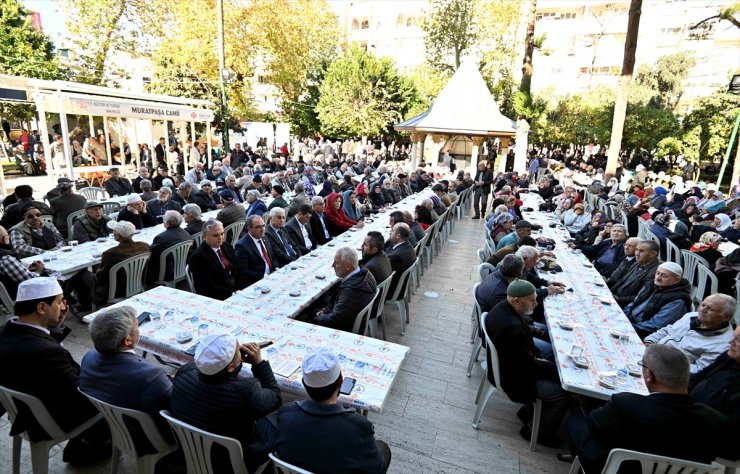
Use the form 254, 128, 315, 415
316, 48, 417, 139
0, 0, 59, 120
633, 52, 696, 111
681, 91, 740, 164
690, 2, 740, 37
422, 0, 480, 74
404, 64, 449, 120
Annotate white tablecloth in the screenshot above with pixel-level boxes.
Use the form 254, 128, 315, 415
83, 286, 410, 412
520, 193, 649, 400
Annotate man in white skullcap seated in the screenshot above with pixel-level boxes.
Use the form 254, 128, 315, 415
623, 261, 693, 340
273, 347, 392, 473
0, 277, 111, 466
170, 334, 281, 472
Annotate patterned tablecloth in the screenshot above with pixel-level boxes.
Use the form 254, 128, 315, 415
225, 190, 434, 317
520, 193, 649, 400
83, 286, 410, 412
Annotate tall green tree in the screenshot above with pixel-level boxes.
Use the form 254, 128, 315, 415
0, 0, 59, 120
681, 91, 740, 163
316, 48, 417, 139
633, 52, 697, 110
422, 0, 480, 74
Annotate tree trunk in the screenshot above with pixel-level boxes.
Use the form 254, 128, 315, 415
605, 0, 643, 180
520, 0, 538, 94
730, 134, 740, 191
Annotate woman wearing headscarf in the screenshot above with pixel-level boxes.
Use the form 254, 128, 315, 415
650, 186, 668, 210
415, 205, 433, 230
648, 212, 672, 257
714, 248, 740, 295
563, 202, 591, 234
355, 182, 369, 206
669, 220, 693, 251
324, 192, 358, 235
699, 190, 726, 214
713, 213, 732, 233
429, 194, 446, 216
318, 180, 334, 198
722, 217, 740, 244
342, 190, 363, 221
369, 183, 385, 209
490, 213, 514, 244
690, 231, 723, 270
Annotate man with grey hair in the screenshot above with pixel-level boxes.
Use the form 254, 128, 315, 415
182, 203, 204, 235
147, 210, 190, 283
580, 223, 627, 276
80, 305, 173, 453
606, 236, 639, 287
609, 239, 661, 308
139, 179, 157, 202
146, 186, 182, 220
132, 166, 150, 193
172, 181, 194, 207
245, 189, 268, 218
565, 344, 728, 472
286, 181, 309, 219
645, 294, 736, 373
311, 247, 377, 332
189, 219, 244, 299
309, 195, 332, 245
517, 244, 565, 324
265, 207, 299, 266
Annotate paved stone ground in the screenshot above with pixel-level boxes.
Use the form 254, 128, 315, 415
0, 211, 570, 473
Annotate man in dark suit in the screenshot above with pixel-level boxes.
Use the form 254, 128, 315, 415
264, 207, 300, 266
49, 180, 86, 238
146, 187, 182, 222
385, 223, 416, 294
309, 196, 332, 246
146, 210, 191, 283
235, 215, 278, 286
216, 189, 246, 227
154, 137, 167, 168
609, 240, 660, 307
103, 167, 134, 197
0, 278, 108, 465
472, 161, 493, 219
80, 305, 173, 453
486, 280, 570, 447
566, 344, 728, 472
245, 189, 267, 218
183, 204, 204, 235
312, 247, 377, 333
131, 166, 150, 193
93, 221, 151, 307
285, 204, 316, 255
360, 231, 392, 285
387, 211, 417, 247
188, 219, 245, 300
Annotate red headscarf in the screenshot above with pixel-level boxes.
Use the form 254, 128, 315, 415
355, 182, 368, 198
325, 192, 356, 232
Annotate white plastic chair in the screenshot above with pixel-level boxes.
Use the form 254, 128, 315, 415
352, 288, 379, 335
645, 227, 661, 247
472, 312, 542, 452
734, 273, 740, 325
0, 280, 15, 316
100, 253, 151, 308
385, 257, 418, 335
185, 264, 196, 293
269, 453, 313, 474
367, 272, 395, 340
152, 240, 193, 288
159, 410, 253, 474
466, 283, 483, 376
694, 262, 719, 308
190, 231, 204, 248
101, 201, 121, 217
681, 249, 709, 302
66, 209, 86, 240
39, 214, 54, 227
478, 263, 495, 281
224, 220, 246, 247
0, 384, 103, 474
423, 220, 441, 267
665, 237, 680, 265
568, 448, 722, 474
79, 186, 107, 201
79, 390, 177, 473
477, 248, 490, 264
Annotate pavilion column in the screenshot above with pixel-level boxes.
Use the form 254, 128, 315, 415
470, 136, 485, 172
431, 134, 446, 166
410, 133, 425, 170
499, 137, 511, 172
514, 118, 530, 174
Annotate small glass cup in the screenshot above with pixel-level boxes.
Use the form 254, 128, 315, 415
163, 310, 175, 324
619, 332, 630, 344
198, 323, 209, 337
69, 240, 79, 247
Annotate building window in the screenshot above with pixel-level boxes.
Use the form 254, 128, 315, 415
257, 75, 267, 84
407, 15, 414, 27
660, 27, 682, 34
361, 18, 369, 29
352, 18, 359, 30
397, 14, 405, 27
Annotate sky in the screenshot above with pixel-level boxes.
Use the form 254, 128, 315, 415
21, 0, 70, 46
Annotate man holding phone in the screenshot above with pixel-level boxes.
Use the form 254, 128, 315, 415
274, 347, 392, 473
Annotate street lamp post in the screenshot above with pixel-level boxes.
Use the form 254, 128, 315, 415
715, 74, 740, 188
217, 0, 229, 156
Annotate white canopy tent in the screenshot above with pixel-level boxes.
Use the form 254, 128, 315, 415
0, 74, 214, 182
394, 60, 518, 172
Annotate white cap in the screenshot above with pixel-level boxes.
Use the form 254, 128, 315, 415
302, 347, 341, 388
16, 277, 63, 302
106, 220, 136, 238
194, 334, 237, 375
658, 262, 683, 277
126, 194, 142, 205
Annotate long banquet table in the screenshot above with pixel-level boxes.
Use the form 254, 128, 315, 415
83, 286, 409, 412
519, 192, 649, 400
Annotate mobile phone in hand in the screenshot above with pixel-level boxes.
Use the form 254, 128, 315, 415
340, 377, 356, 395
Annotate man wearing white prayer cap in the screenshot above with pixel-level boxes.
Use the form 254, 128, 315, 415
273, 347, 392, 473
170, 334, 281, 472
624, 260, 693, 340
0, 277, 110, 465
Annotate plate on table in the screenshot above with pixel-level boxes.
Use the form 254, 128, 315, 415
60, 246, 73, 252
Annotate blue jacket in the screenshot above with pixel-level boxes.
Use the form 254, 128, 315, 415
581, 239, 625, 276
475, 270, 510, 314
275, 399, 385, 474
246, 199, 267, 218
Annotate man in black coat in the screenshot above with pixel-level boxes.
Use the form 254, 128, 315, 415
154, 137, 167, 167
605, 237, 639, 286
0, 278, 108, 465
188, 220, 245, 300
313, 247, 377, 333
103, 167, 134, 197
566, 344, 728, 473
609, 240, 660, 307
117, 194, 157, 229
0, 184, 52, 230
264, 208, 300, 266
486, 280, 570, 447
309, 196, 332, 246
360, 231, 392, 285
131, 166, 150, 193
385, 223, 416, 294
234, 215, 279, 286
182, 203, 204, 235
472, 161, 493, 219
146, 187, 182, 220
146, 210, 191, 283
580, 224, 626, 276
49, 180, 86, 238
284, 204, 316, 255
